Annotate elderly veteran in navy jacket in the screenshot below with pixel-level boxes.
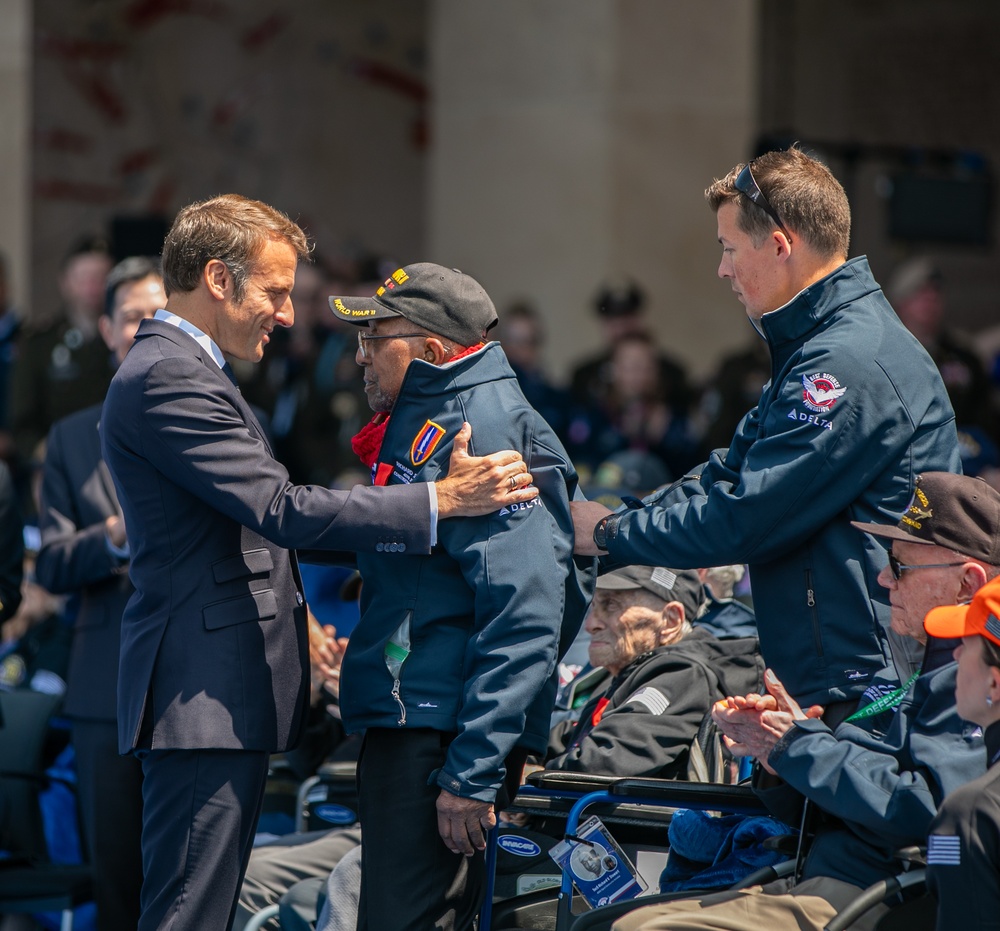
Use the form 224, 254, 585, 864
329, 263, 595, 931
610, 471, 998, 931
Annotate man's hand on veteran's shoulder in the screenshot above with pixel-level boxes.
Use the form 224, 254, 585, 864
571, 499, 614, 556
436, 789, 496, 857
436, 421, 537, 518
712, 668, 824, 774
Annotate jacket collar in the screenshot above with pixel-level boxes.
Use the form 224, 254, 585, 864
396, 340, 515, 400
759, 256, 879, 347
153, 308, 227, 369
135, 317, 224, 374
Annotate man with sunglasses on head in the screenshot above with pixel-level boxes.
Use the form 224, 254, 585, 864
605, 471, 997, 931
574, 145, 960, 722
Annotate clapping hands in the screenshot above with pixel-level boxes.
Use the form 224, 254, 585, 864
711, 668, 824, 774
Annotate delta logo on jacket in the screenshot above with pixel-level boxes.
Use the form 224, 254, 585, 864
786, 371, 847, 431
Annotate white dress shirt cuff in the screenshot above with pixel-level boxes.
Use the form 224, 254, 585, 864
427, 482, 439, 547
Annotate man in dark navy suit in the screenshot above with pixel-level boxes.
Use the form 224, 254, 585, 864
37, 255, 166, 931
99, 195, 536, 931
0, 458, 22, 625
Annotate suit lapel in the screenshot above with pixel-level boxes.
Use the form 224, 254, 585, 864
138, 319, 275, 456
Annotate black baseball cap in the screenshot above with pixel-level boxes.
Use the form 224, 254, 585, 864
597, 566, 706, 621
851, 472, 1000, 563
328, 262, 498, 348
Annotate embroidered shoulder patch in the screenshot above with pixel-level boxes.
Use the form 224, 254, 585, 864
801, 373, 846, 413
624, 686, 670, 716
927, 834, 962, 866
410, 420, 446, 467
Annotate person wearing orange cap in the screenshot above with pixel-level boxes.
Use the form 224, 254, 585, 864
924, 575, 1000, 930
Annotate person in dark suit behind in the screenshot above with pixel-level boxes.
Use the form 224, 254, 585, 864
35, 255, 166, 931
0, 459, 23, 624
99, 194, 536, 931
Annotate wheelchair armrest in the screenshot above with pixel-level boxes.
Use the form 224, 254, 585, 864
894, 845, 927, 868
823, 869, 927, 931
525, 771, 624, 792
609, 778, 769, 816
762, 833, 800, 856
315, 760, 359, 782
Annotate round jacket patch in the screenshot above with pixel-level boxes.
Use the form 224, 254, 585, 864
801, 373, 847, 413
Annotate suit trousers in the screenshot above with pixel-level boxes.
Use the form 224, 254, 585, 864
138, 747, 270, 931
607, 876, 888, 931
72, 720, 144, 931
356, 728, 481, 931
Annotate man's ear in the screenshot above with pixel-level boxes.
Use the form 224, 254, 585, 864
423, 337, 451, 365
958, 562, 989, 603
98, 314, 115, 352
204, 259, 231, 301
988, 663, 1000, 707
772, 228, 793, 261
658, 602, 685, 645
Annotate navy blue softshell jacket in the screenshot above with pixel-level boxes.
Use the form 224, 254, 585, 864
604, 257, 961, 705
759, 637, 985, 890
339, 342, 596, 802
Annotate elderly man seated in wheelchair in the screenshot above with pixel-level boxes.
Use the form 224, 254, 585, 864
545, 563, 762, 779
235, 564, 763, 931
604, 472, 999, 931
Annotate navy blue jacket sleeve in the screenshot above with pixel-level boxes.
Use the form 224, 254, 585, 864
768, 708, 981, 851
927, 771, 1000, 931
434, 434, 572, 801
607, 341, 951, 569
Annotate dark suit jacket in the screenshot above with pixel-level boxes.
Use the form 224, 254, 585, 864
36, 404, 133, 721
0, 460, 22, 623
100, 319, 432, 755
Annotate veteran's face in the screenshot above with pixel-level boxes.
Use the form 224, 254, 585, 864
356, 319, 429, 412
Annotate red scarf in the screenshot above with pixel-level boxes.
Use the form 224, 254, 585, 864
350, 342, 486, 468
351, 412, 390, 468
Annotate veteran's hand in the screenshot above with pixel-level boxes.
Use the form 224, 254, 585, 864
436, 789, 496, 857
711, 669, 824, 774
436, 422, 537, 518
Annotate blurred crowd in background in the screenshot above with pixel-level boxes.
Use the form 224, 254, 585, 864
2, 231, 1000, 680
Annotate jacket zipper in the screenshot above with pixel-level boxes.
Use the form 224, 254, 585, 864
390, 677, 406, 726
384, 611, 412, 726
805, 568, 824, 656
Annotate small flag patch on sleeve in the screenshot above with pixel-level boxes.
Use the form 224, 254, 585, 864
624, 687, 670, 716
927, 834, 962, 866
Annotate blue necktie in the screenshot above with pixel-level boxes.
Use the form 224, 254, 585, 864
221, 362, 240, 390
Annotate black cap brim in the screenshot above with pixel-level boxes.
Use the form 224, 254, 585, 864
849, 520, 936, 546
328, 294, 402, 326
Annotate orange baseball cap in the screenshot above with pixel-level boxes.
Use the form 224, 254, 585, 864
924, 574, 1000, 648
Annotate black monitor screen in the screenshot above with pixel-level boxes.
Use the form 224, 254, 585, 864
888, 173, 992, 245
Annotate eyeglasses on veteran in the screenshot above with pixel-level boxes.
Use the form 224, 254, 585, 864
887, 550, 967, 582
356, 330, 428, 359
